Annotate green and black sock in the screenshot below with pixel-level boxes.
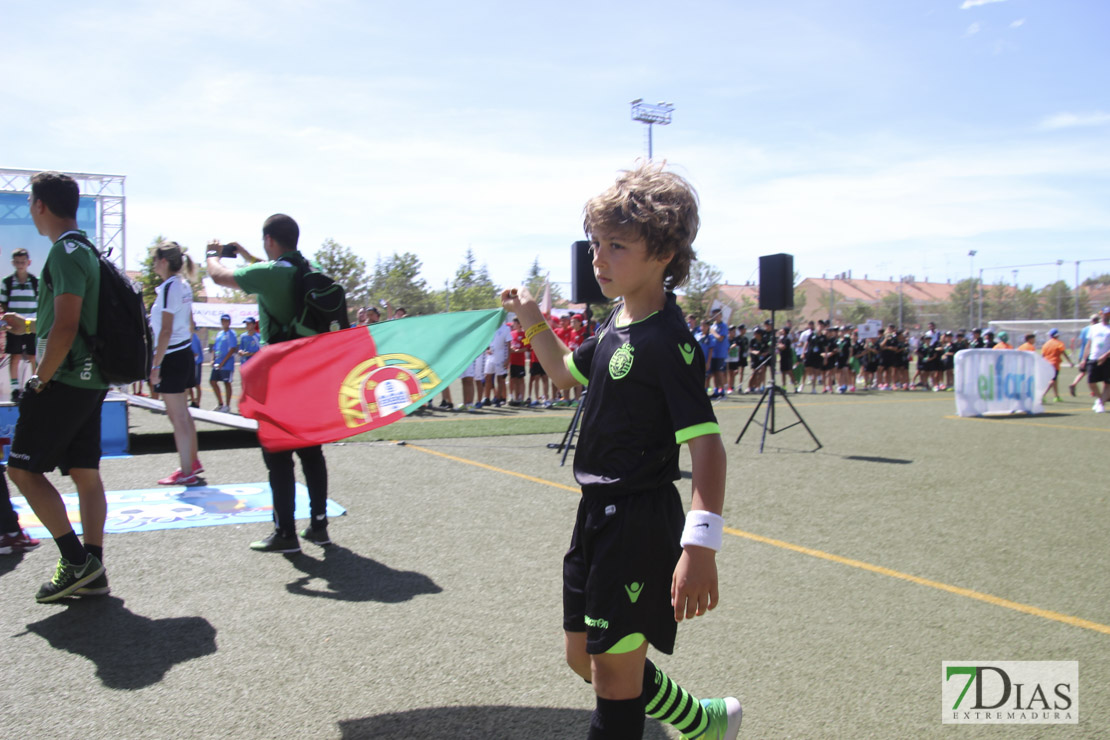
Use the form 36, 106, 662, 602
643, 659, 709, 739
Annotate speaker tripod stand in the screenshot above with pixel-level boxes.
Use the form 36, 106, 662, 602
734, 311, 822, 453
547, 389, 587, 466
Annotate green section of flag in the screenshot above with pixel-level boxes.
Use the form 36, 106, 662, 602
369, 308, 506, 413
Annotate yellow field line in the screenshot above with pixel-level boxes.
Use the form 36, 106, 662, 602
943, 414, 1110, 433
724, 527, 1110, 636
404, 442, 1110, 636
404, 443, 580, 491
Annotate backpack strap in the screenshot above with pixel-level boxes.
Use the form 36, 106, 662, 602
262, 252, 311, 343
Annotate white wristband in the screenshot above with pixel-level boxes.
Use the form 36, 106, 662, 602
680, 510, 724, 552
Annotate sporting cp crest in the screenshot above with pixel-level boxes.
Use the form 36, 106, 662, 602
608, 342, 635, 380
339, 353, 441, 428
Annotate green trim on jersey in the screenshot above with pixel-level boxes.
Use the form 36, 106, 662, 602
605, 632, 646, 654
675, 421, 720, 444
565, 354, 590, 386
613, 308, 659, 329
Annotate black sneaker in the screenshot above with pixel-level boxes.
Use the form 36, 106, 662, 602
300, 526, 332, 546
75, 571, 111, 597
249, 530, 301, 553
35, 555, 105, 603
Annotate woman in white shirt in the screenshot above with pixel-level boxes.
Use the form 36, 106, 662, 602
150, 241, 203, 485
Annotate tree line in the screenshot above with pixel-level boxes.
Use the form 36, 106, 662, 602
139, 234, 1102, 329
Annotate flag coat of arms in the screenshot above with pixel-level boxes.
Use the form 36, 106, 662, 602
240, 309, 506, 451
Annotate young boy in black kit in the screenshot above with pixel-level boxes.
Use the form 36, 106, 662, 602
501, 161, 740, 740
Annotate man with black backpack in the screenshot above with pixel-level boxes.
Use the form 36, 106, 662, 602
2, 172, 110, 601
0, 249, 40, 403
206, 214, 342, 554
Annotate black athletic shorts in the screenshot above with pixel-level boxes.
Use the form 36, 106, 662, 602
727, 360, 740, 371
1088, 360, 1110, 384
804, 355, 822, 369
530, 361, 546, 376
5, 332, 35, 356
8, 382, 107, 474
509, 364, 526, 379
155, 346, 197, 394
563, 484, 684, 655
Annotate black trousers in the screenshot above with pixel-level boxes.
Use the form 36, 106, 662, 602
261, 445, 328, 536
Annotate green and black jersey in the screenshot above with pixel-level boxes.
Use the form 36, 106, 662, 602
565, 293, 719, 492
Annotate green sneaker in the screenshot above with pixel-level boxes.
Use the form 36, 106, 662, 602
692, 697, 742, 740
35, 555, 105, 603
75, 571, 111, 597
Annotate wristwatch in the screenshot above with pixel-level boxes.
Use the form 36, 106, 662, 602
26, 375, 46, 393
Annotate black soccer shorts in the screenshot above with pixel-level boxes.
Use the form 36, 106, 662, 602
563, 484, 685, 655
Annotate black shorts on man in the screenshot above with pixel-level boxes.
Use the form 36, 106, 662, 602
1088, 360, 1110, 384
8, 383, 107, 474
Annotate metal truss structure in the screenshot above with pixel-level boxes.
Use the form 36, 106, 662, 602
0, 167, 126, 267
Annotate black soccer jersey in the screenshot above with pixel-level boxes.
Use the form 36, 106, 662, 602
565, 294, 720, 492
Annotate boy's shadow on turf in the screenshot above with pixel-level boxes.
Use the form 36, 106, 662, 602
21, 596, 217, 690
338, 706, 671, 739
286, 545, 442, 603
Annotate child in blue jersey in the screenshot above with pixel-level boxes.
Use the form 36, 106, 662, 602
237, 317, 261, 364
210, 314, 237, 413
501, 161, 740, 740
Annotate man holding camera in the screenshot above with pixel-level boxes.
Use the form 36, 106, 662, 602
206, 214, 331, 553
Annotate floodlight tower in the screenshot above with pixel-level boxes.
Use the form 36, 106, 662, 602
967, 250, 977, 329
630, 99, 675, 159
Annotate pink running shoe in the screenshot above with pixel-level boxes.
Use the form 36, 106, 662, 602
158, 469, 200, 486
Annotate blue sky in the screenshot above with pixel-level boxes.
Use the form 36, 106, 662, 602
2, 0, 1107, 295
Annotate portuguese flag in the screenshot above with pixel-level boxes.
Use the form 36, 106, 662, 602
240, 308, 506, 452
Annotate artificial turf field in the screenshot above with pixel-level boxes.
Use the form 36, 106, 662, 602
1, 369, 1106, 739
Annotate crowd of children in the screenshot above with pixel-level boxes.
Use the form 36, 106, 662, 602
671, 315, 1093, 406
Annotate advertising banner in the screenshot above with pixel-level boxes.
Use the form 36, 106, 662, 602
192, 302, 260, 328
954, 349, 1054, 417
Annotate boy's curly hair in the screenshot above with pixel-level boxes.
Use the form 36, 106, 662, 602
582, 160, 700, 289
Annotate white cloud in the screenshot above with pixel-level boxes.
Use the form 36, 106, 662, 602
960, 0, 1007, 9
1010, 18, 1025, 28
1039, 112, 1110, 130
965, 22, 981, 36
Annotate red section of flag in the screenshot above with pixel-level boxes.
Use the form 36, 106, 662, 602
239, 327, 378, 452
